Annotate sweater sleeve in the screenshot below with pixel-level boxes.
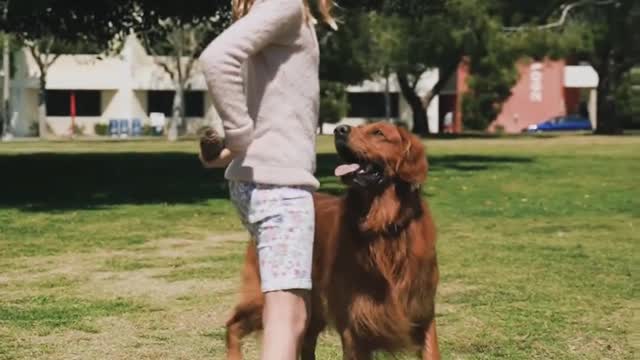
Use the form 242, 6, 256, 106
199, 0, 304, 152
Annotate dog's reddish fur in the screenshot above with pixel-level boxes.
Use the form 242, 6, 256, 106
226, 123, 440, 359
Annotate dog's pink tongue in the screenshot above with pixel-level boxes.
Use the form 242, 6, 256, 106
335, 163, 360, 177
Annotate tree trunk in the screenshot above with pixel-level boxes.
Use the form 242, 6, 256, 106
384, 65, 391, 122
420, 60, 460, 133
595, 98, 619, 134
38, 76, 47, 139
169, 86, 184, 141
397, 70, 429, 135
594, 62, 624, 135
1, 35, 10, 139
594, 3, 626, 135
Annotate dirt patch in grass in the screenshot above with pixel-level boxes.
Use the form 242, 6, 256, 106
82, 268, 239, 306
0, 233, 250, 359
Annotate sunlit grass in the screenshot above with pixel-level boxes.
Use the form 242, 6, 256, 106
0, 135, 637, 359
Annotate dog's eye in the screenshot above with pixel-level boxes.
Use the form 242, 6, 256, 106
373, 129, 384, 137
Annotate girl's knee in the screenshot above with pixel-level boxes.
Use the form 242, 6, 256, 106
263, 290, 309, 337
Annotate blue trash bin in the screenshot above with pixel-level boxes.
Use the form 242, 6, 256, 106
108, 119, 119, 137
119, 119, 130, 138
131, 119, 142, 137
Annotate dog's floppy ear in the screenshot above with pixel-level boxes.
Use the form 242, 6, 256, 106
395, 126, 428, 187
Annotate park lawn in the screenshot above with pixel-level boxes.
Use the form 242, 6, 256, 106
0, 135, 638, 359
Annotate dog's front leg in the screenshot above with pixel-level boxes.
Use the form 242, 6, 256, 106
421, 320, 440, 360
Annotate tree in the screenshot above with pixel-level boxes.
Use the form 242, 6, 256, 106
0, 0, 230, 139
614, 67, 640, 128
0, 0, 133, 40
19, 37, 105, 138
317, 6, 451, 135
461, 24, 520, 130
316, 10, 379, 133
1, 0, 135, 138
5, 0, 631, 137
318, 81, 350, 134
461, 8, 595, 130
15, 35, 109, 138
1, 33, 10, 139
25, 37, 61, 138
138, 22, 220, 141
0, 1, 8, 138
133, 1, 229, 140
580, 0, 639, 134
374, 0, 635, 134
498, 0, 640, 134
368, 1, 489, 135
329, 0, 521, 135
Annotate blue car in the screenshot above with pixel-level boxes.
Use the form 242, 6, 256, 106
526, 115, 593, 133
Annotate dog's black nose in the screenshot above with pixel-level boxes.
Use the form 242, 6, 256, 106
334, 125, 351, 137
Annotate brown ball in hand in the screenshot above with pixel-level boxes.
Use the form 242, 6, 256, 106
199, 127, 225, 162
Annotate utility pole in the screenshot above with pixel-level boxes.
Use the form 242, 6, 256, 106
2, 36, 9, 138
1, 0, 11, 140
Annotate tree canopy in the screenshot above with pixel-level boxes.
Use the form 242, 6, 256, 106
0, 0, 229, 45
330, 0, 639, 133
1, 0, 637, 134
494, 0, 640, 133
2, 0, 131, 44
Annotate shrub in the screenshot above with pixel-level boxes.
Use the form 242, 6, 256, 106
319, 81, 350, 134
29, 122, 39, 137
94, 123, 108, 136
142, 125, 155, 136
72, 123, 85, 136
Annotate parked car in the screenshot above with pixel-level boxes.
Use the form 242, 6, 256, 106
526, 115, 592, 133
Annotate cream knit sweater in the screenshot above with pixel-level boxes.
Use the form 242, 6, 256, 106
199, 0, 320, 189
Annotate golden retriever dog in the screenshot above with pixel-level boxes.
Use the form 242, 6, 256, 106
225, 122, 440, 359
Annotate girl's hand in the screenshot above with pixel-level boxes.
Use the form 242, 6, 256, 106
199, 148, 236, 168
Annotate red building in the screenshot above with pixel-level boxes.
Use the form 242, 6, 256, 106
441, 59, 598, 133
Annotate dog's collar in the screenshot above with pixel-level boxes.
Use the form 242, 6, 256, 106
394, 179, 422, 193
353, 180, 423, 238
381, 182, 422, 237
361, 223, 404, 238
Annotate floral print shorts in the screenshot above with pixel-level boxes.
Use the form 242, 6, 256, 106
229, 181, 315, 293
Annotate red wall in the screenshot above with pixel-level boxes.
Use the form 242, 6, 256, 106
488, 60, 567, 133
564, 87, 581, 114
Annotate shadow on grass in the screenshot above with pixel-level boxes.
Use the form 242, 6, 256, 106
0, 152, 532, 211
421, 132, 572, 140
0, 152, 226, 211
429, 154, 533, 172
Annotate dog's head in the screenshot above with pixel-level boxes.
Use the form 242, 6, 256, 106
333, 123, 427, 190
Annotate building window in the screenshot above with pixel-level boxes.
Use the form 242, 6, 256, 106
47, 90, 101, 116
185, 91, 205, 117
147, 91, 174, 116
347, 92, 400, 118
147, 90, 205, 117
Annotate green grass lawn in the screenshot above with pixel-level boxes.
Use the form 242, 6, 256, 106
0, 135, 638, 359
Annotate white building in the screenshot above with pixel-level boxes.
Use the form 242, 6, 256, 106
323, 70, 440, 134
8, 34, 221, 137
4, 33, 440, 138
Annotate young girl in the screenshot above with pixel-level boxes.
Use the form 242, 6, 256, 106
198, 0, 334, 358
